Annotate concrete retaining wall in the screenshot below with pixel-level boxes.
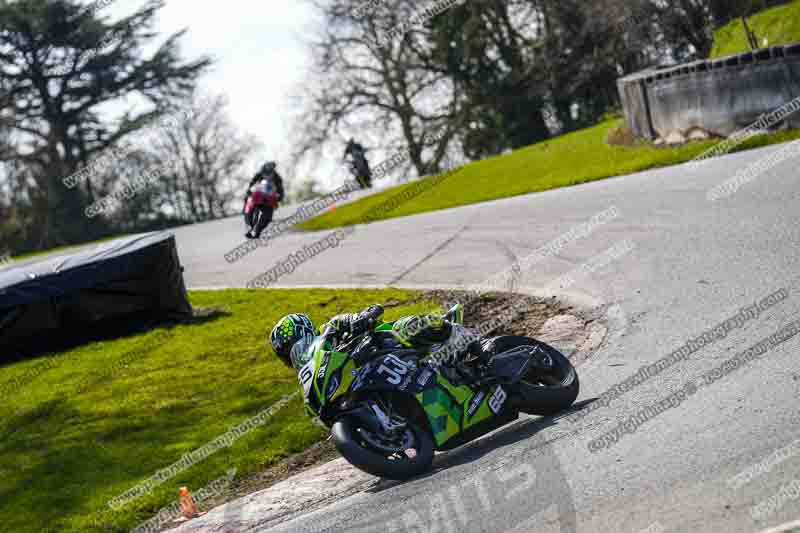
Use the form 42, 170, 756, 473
618, 43, 800, 143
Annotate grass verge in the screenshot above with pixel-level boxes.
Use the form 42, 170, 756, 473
0, 288, 440, 533
711, 0, 800, 58
300, 119, 800, 231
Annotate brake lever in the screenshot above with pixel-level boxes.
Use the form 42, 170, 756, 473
335, 331, 369, 354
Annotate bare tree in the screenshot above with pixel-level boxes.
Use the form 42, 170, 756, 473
90, 93, 260, 228
292, 0, 466, 183
149, 94, 260, 221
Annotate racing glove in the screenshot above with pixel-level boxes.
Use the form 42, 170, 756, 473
350, 304, 384, 336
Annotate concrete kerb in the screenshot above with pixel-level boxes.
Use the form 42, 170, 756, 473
756, 519, 800, 533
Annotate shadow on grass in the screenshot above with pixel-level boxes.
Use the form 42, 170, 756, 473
0, 375, 256, 533
0, 400, 186, 532
0, 308, 231, 444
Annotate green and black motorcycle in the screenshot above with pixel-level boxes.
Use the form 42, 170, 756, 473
294, 304, 580, 480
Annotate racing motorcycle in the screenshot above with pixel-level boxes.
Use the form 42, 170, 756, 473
294, 304, 580, 480
345, 150, 372, 189
244, 180, 279, 239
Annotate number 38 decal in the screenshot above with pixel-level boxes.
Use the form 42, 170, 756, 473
376, 354, 414, 385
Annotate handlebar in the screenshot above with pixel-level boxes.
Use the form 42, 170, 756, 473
336, 330, 371, 356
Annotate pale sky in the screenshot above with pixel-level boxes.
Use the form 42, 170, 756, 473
98, 0, 322, 185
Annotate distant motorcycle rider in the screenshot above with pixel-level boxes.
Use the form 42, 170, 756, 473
243, 161, 285, 238
343, 138, 366, 159
245, 161, 285, 207
270, 304, 484, 380
343, 138, 372, 189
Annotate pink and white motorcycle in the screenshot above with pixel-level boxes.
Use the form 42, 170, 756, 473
244, 180, 279, 239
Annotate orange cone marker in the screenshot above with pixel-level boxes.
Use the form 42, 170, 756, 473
174, 486, 207, 522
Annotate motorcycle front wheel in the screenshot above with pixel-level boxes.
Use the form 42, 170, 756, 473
332, 416, 434, 480
252, 206, 272, 236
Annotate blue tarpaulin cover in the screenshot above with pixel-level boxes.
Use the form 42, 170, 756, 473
0, 232, 191, 359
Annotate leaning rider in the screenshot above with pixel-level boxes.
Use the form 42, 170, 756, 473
343, 138, 367, 160
243, 161, 286, 239
244, 161, 285, 209
269, 305, 482, 377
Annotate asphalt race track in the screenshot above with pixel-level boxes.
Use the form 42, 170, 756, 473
173, 143, 800, 533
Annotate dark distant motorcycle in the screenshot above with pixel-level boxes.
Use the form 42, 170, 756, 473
345, 150, 373, 189
244, 180, 279, 239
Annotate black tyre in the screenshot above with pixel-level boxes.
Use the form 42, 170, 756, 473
492, 336, 579, 416
356, 173, 371, 189
253, 206, 272, 237
354, 159, 372, 188
331, 417, 434, 480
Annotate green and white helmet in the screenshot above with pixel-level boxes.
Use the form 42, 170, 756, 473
270, 314, 316, 368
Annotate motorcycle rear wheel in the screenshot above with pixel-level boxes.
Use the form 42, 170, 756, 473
355, 174, 372, 189
493, 336, 579, 416
332, 417, 434, 480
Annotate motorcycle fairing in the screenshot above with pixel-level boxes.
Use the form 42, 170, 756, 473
350, 354, 428, 394
416, 374, 508, 447
300, 341, 357, 416
315, 349, 357, 405
246, 181, 279, 212
349, 352, 512, 447
490, 347, 533, 384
